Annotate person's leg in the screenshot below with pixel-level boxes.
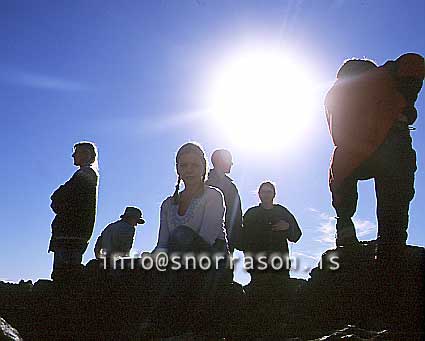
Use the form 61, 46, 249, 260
51, 249, 66, 281
168, 225, 212, 254
375, 177, 413, 246
142, 226, 215, 335
68, 248, 85, 278
375, 129, 416, 248
332, 176, 359, 246
51, 247, 83, 282
200, 239, 230, 304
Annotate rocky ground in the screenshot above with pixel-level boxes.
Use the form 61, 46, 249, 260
1, 242, 423, 340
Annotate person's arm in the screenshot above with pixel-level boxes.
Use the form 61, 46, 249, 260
271, 220, 290, 231
52, 169, 97, 213
384, 54, 424, 125
50, 174, 76, 213
155, 199, 170, 252
94, 235, 103, 259
282, 207, 302, 243
72, 168, 98, 209
230, 191, 244, 250
116, 226, 136, 256
240, 208, 256, 252
199, 188, 226, 246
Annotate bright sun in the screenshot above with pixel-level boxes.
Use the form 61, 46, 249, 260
209, 50, 317, 153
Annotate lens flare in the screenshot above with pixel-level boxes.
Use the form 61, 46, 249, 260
208, 50, 317, 153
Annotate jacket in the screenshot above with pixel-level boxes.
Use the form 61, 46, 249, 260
94, 219, 135, 258
206, 169, 243, 250
241, 204, 301, 256
325, 53, 424, 192
49, 166, 98, 251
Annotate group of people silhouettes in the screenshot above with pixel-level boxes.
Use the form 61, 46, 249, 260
48, 141, 301, 286
48, 53, 424, 288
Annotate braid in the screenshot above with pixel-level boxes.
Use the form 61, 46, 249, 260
173, 142, 208, 204
172, 176, 181, 205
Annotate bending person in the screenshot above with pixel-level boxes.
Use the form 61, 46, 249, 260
325, 54, 424, 253
94, 206, 145, 262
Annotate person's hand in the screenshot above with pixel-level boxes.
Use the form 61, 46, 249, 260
50, 201, 58, 213
272, 220, 290, 232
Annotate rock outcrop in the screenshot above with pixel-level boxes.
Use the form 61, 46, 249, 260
0, 242, 423, 340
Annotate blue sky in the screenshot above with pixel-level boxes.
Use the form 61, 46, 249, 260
1, 0, 424, 284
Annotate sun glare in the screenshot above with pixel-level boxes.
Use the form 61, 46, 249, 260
209, 50, 317, 153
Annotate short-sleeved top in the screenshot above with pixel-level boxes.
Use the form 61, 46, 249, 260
156, 185, 226, 252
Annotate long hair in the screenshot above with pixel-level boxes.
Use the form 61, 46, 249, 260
74, 141, 99, 174
172, 142, 207, 204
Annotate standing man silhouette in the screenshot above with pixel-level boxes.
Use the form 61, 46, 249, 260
206, 149, 243, 252
49, 141, 99, 281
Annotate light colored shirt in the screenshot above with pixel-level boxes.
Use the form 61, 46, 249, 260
156, 185, 226, 252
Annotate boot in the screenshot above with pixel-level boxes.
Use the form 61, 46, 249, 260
336, 218, 360, 247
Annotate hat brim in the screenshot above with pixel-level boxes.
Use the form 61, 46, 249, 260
121, 214, 145, 224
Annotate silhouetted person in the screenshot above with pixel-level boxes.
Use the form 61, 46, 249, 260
49, 141, 99, 281
94, 206, 145, 261
206, 149, 243, 251
241, 181, 301, 286
146, 142, 228, 335
155, 142, 227, 254
325, 54, 424, 252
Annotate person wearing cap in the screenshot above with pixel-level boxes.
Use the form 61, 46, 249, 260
206, 149, 243, 252
325, 53, 424, 252
94, 206, 145, 259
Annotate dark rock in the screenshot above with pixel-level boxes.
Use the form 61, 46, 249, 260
295, 242, 424, 339
0, 244, 423, 339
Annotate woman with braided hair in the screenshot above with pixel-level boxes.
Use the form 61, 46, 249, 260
155, 142, 228, 254
146, 142, 228, 336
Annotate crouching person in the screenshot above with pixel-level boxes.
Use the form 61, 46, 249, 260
94, 206, 145, 269
142, 142, 229, 337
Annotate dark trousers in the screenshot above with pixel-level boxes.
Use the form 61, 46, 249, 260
51, 245, 87, 282
332, 125, 416, 245
167, 225, 230, 294
151, 226, 230, 333
168, 225, 227, 254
